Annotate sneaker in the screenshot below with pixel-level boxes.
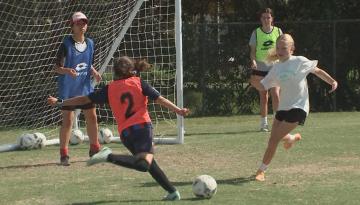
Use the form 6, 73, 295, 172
87, 147, 112, 166
163, 190, 181, 201
89, 149, 99, 157
283, 133, 301, 150
255, 170, 265, 182
60, 156, 70, 166
260, 124, 269, 132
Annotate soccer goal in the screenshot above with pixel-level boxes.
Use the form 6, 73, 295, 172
0, 0, 184, 146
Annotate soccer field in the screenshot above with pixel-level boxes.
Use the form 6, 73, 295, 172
0, 112, 359, 205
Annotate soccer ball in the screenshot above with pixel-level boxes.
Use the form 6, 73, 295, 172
192, 175, 217, 199
99, 128, 113, 144
69, 129, 85, 145
17, 133, 36, 150
33, 132, 47, 148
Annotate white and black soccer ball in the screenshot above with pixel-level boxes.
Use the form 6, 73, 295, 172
99, 128, 113, 144
192, 175, 217, 199
33, 132, 47, 149
17, 133, 36, 150
69, 129, 85, 145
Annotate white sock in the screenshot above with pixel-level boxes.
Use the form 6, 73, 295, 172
261, 117, 268, 125
259, 163, 268, 172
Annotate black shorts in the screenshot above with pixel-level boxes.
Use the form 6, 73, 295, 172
275, 108, 307, 125
121, 122, 154, 155
251, 70, 268, 77
61, 103, 95, 111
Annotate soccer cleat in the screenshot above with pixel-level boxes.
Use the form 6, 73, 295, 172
60, 156, 70, 166
89, 149, 99, 157
259, 124, 269, 132
255, 170, 265, 182
87, 147, 112, 166
163, 190, 181, 201
283, 133, 302, 150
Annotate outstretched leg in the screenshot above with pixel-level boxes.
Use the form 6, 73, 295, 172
256, 119, 298, 181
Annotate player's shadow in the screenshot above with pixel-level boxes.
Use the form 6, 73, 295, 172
0, 160, 87, 169
141, 175, 255, 188
185, 130, 258, 137
68, 199, 168, 204
67, 201, 119, 205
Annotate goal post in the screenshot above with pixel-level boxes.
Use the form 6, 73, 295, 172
0, 0, 184, 146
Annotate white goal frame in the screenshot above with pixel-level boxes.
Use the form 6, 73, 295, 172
74, 0, 185, 144
0, 0, 185, 150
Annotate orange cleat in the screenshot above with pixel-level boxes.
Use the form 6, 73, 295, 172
283, 133, 301, 150
255, 170, 265, 182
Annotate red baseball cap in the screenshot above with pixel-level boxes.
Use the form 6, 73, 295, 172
70, 12, 88, 25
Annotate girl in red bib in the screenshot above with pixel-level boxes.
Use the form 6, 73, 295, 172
48, 56, 189, 201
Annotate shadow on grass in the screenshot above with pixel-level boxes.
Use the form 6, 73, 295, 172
141, 175, 255, 188
68, 198, 212, 204
185, 130, 258, 136
0, 159, 87, 169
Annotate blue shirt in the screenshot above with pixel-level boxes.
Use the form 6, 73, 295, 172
57, 36, 94, 99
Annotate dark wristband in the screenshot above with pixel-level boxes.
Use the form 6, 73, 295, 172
56, 99, 64, 108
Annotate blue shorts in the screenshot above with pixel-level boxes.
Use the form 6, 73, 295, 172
275, 108, 307, 126
61, 103, 95, 111
120, 123, 154, 154
251, 69, 268, 77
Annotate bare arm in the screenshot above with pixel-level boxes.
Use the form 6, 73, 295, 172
91, 66, 102, 82
47, 95, 92, 107
249, 45, 257, 69
54, 64, 77, 77
312, 67, 338, 93
155, 96, 190, 116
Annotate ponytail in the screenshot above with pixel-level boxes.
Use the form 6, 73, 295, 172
113, 56, 151, 80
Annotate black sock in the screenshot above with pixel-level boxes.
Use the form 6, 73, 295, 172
107, 154, 149, 172
148, 159, 176, 193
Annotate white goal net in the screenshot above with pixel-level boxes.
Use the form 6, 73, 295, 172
0, 0, 184, 146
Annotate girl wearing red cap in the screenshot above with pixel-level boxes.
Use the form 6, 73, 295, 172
54, 11, 102, 166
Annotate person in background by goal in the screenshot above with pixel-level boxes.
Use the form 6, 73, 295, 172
254, 34, 338, 181
54, 11, 102, 166
48, 56, 189, 200
249, 8, 283, 132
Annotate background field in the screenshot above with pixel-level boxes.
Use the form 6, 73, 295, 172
0, 112, 359, 205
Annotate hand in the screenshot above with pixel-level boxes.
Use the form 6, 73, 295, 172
250, 60, 257, 69
329, 81, 338, 93
92, 69, 102, 83
67, 68, 77, 78
47, 95, 58, 106
176, 108, 190, 116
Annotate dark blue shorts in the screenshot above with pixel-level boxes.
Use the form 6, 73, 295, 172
251, 69, 268, 77
275, 108, 307, 126
61, 103, 95, 111
120, 122, 154, 155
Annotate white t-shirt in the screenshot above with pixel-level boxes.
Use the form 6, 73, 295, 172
260, 56, 318, 114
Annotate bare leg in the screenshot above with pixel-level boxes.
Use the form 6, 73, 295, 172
259, 90, 268, 119
256, 119, 298, 181
83, 107, 100, 155
262, 119, 298, 164
250, 75, 269, 130
83, 108, 99, 145
59, 110, 74, 165
59, 110, 74, 152
270, 87, 280, 114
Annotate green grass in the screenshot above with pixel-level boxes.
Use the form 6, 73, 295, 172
0, 112, 360, 205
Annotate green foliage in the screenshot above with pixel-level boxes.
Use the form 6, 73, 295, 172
182, 1, 360, 115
